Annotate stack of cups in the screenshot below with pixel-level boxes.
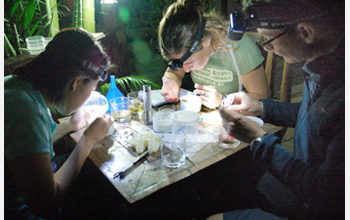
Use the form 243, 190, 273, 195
26, 35, 45, 55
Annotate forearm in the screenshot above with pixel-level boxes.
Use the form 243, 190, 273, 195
53, 135, 93, 202
246, 92, 268, 101
162, 68, 185, 88
52, 120, 74, 143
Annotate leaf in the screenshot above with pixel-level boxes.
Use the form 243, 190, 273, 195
100, 75, 161, 96
28, 20, 41, 36
10, 1, 21, 17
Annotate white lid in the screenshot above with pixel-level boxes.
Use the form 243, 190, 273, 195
170, 110, 199, 126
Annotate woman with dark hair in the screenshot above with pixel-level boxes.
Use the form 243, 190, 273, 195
5, 28, 114, 219
158, 0, 268, 109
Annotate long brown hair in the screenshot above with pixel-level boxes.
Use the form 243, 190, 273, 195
158, 0, 230, 60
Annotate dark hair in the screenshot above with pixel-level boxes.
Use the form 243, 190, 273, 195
14, 28, 108, 103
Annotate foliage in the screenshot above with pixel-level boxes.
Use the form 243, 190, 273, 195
72, 0, 83, 28
123, 0, 215, 47
100, 75, 161, 96
4, 0, 67, 57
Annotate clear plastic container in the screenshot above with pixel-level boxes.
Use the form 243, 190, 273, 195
26, 35, 45, 55
84, 91, 114, 135
180, 95, 202, 112
170, 110, 200, 148
84, 91, 109, 113
44, 37, 53, 46
153, 111, 172, 133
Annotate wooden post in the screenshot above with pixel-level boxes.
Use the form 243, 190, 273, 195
280, 61, 293, 102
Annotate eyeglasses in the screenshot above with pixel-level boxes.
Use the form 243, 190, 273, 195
259, 29, 289, 46
168, 17, 206, 72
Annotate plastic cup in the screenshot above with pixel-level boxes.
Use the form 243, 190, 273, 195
110, 97, 131, 123
153, 111, 172, 133
127, 91, 144, 116
180, 95, 202, 112
160, 131, 186, 168
170, 110, 199, 148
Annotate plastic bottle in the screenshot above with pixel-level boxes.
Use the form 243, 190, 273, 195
105, 75, 125, 113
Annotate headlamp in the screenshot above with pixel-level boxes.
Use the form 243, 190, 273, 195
82, 60, 108, 81
227, 11, 245, 41
168, 17, 206, 72
227, 2, 334, 41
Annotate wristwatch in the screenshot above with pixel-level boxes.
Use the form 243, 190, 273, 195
250, 133, 268, 151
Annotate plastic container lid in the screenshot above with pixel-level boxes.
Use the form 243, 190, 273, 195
170, 110, 199, 126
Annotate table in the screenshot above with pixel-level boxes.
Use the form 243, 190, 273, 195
61, 109, 283, 207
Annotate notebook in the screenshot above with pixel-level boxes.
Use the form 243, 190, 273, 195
138, 88, 193, 107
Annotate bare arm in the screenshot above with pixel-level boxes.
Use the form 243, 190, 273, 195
161, 67, 186, 103
241, 64, 269, 100
52, 107, 90, 144
6, 116, 113, 218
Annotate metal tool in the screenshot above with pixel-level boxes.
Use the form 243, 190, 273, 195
113, 150, 149, 179
143, 85, 152, 125
229, 96, 235, 106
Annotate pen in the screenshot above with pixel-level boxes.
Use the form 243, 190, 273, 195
113, 150, 149, 179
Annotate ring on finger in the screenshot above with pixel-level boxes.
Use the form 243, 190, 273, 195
203, 90, 207, 96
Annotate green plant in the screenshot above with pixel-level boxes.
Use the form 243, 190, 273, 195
124, 0, 215, 47
100, 75, 161, 96
72, 0, 95, 33
4, 0, 66, 58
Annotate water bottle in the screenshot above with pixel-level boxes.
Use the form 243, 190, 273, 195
105, 75, 125, 113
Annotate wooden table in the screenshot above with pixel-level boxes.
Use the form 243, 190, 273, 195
60, 109, 283, 219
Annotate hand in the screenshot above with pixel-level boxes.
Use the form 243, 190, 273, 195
219, 106, 266, 143
82, 114, 114, 148
194, 83, 222, 109
161, 77, 179, 103
68, 107, 91, 132
224, 92, 263, 116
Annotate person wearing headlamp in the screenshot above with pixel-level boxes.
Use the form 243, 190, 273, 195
158, 0, 269, 109
4, 28, 114, 219
209, 0, 344, 219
